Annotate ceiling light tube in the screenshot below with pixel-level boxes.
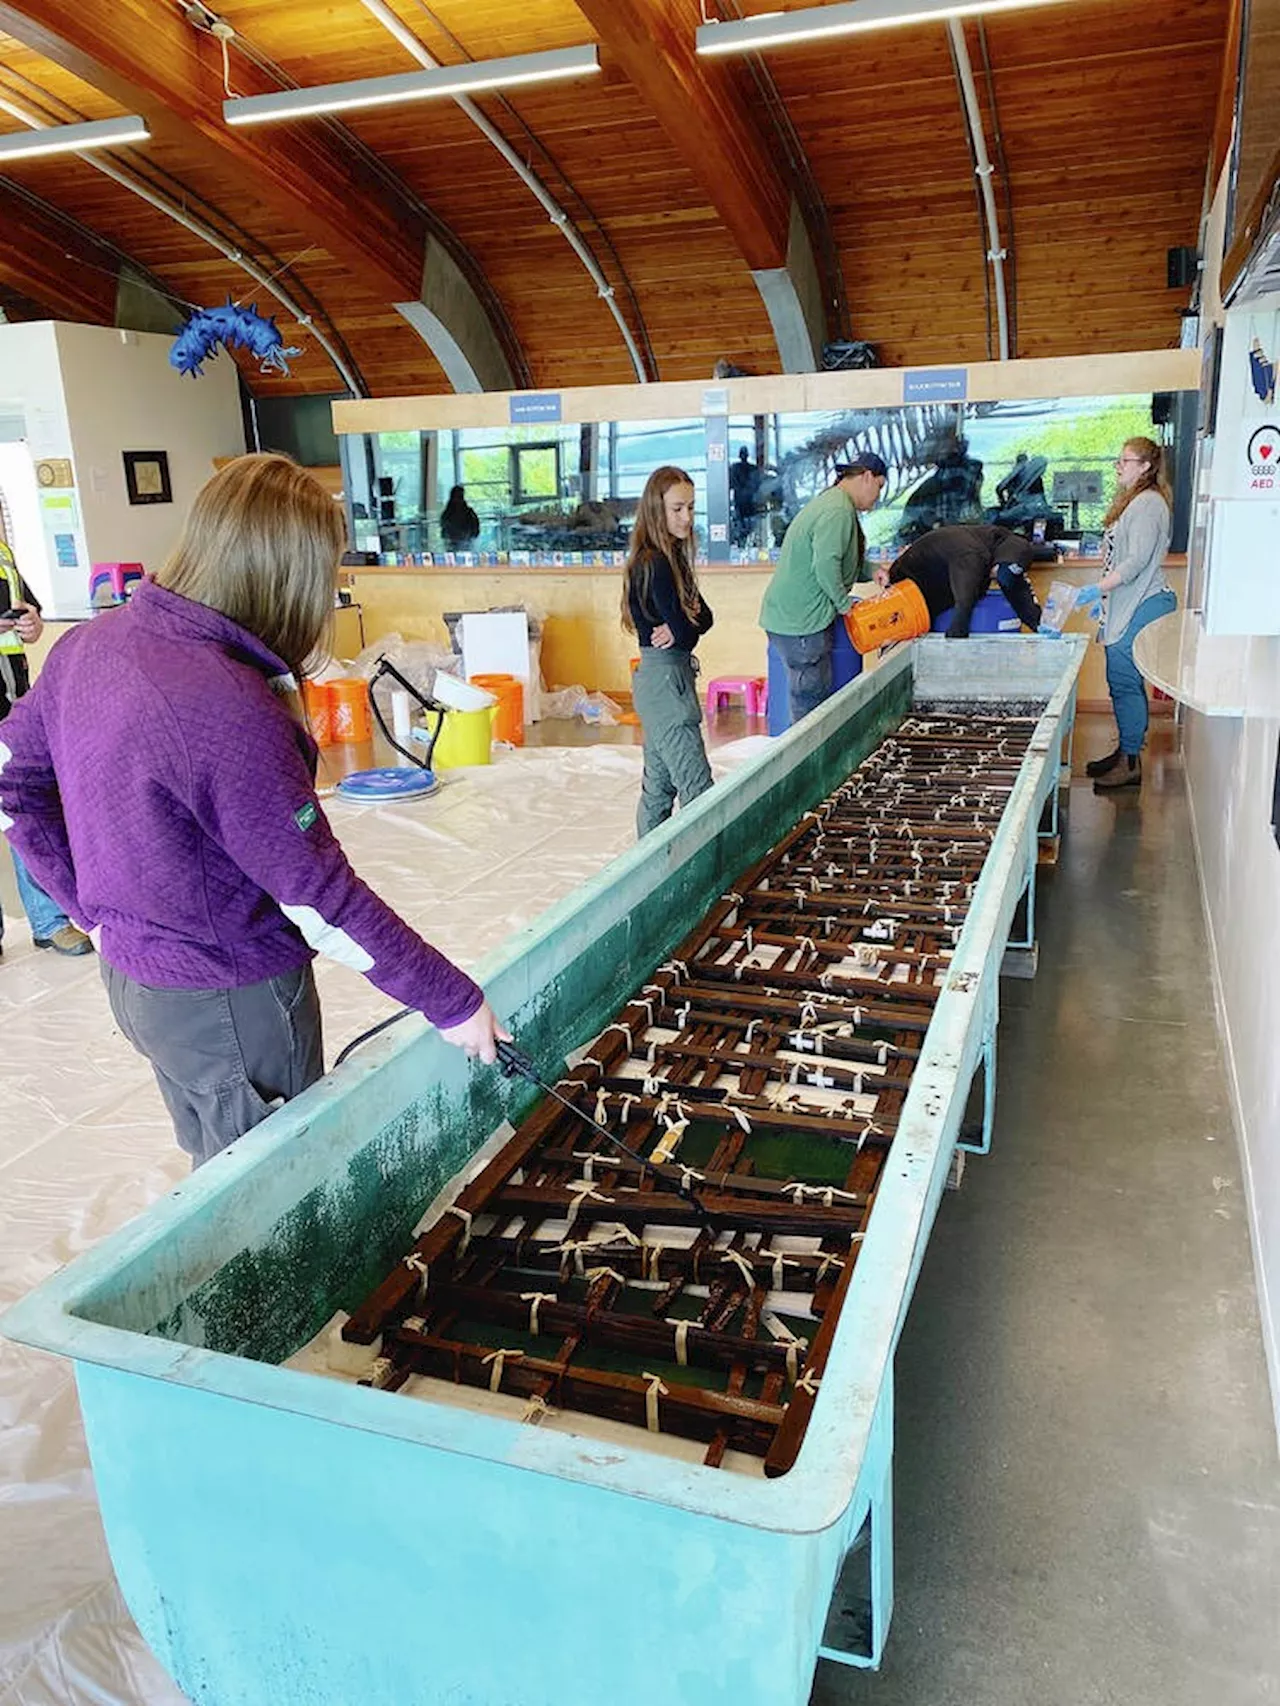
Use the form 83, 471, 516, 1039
696, 0, 1071, 55
224, 44, 599, 127
0, 114, 149, 162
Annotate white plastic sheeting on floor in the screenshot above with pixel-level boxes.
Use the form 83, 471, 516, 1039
1, 741, 780, 1706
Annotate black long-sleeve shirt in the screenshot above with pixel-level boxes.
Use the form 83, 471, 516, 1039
628, 550, 714, 652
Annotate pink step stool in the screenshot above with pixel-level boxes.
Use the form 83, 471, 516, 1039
705, 674, 768, 719
90, 562, 144, 605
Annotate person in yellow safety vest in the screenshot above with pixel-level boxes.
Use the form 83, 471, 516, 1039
0, 518, 93, 957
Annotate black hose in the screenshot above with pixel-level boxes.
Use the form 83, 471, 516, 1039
333, 1006, 413, 1069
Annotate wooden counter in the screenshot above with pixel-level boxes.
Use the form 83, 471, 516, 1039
346, 557, 1187, 711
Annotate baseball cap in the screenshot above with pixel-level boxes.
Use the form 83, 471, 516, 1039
834, 452, 888, 480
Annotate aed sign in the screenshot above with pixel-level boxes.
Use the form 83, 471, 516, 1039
1246, 425, 1279, 492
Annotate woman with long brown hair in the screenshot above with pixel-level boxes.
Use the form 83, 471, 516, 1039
0, 454, 507, 1166
621, 464, 714, 835
1084, 436, 1176, 791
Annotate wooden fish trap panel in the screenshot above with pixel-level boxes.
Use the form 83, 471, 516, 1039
343, 710, 1037, 1474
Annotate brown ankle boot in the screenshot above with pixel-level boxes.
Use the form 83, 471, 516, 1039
1094, 754, 1141, 791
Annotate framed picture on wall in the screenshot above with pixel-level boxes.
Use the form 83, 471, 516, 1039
123, 450, 172, 506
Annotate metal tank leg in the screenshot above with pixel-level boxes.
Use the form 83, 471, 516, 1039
818, 1376, 895, 1670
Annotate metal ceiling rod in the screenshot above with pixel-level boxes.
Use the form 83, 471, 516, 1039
0, 90, 367, 396
357, 0, 649, 383
947, 19, 1010, 361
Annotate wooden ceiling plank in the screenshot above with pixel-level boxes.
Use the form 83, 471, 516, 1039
0, 0, 424, 304
0, 180, 117, 321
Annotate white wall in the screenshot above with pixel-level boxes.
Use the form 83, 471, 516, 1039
0, 322, 85, 612
1185, 692, 1280, 1441
56, 323, 244, 606
0, 323, 245, 617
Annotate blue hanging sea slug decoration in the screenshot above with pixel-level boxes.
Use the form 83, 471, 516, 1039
170, 299, 302, 378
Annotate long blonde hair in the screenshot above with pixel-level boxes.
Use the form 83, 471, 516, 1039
156, 454, 344, 672
621, 465, 700, 634
1103, 436, 1173, 529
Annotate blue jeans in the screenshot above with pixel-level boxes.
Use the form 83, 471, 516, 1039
2, 849, 69, 943
767, 626, 835, 726
1104, 588, 1177, 755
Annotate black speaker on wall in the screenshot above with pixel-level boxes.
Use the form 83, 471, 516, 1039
1151, 392, 1176, 426
1167, 245, 1199, 289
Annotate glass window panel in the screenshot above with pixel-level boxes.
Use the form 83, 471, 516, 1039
341, 391, 1181, 564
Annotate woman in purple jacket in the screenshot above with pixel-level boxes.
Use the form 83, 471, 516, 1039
0, 455, 507, 1166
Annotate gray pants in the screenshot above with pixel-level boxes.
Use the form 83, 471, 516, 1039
102, 959, 324, 1168
632, 649, 713, 837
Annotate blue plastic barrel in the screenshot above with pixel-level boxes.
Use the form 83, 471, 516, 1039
767, 618, 863, 735
931, 587, 1025, 635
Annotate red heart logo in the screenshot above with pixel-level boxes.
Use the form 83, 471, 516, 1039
1261, 444, 1274, 459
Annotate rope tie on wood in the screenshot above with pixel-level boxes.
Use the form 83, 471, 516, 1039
521, 1394, 552, 1425
720, 1248, 757, 1290
583, 1266, 627, 1292
642, 1371, 668, 1432
482, 1348, 524, 1393
445, 1205, 473, 1255
671, 1318, 691, 1366
795, 1369, 822, 1398
521, 1291, 557, 1336
403, 1252, 430, 1302
369, 1356, 395, 1390
402, 1315, 427, 1334
564, 1180, 614, 1234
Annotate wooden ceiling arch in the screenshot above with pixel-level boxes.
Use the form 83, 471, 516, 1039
0, 0, 1237, 397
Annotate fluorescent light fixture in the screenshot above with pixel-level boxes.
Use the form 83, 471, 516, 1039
696, 0, 1071, 55
224, 44, 599, 127
0, 114, 149, 162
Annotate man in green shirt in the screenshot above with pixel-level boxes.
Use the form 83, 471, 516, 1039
760, 453, 887, 726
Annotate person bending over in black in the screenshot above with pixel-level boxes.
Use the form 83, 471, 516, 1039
884, 524, 1042, 638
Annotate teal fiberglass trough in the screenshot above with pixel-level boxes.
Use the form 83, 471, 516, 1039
2, 635, 1084, 1706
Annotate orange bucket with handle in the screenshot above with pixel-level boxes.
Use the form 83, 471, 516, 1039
327, 677, 373, 743
845, 579, 931, 654
467, 672, 524, 746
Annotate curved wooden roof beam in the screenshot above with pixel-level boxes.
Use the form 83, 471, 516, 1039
575, 0, 826, 372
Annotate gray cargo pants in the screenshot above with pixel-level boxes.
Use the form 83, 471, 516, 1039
102, 959, 324, 1168
632, 649, 713, 837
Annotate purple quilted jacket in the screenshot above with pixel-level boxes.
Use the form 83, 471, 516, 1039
0, 580, 482, 1027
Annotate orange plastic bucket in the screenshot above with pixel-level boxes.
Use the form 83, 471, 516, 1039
845, 580, 931, 654
301, 678, 335, 746
468, 672, 524, 746
328, 677, 372, 743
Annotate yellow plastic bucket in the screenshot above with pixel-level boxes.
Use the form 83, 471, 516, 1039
431, 704, 495, 769
845, 579, 931, 654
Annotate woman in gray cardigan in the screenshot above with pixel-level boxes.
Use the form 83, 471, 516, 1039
1085, 437, 1176, 790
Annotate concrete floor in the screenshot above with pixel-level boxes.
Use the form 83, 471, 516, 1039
811, 719, 1280, 1706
